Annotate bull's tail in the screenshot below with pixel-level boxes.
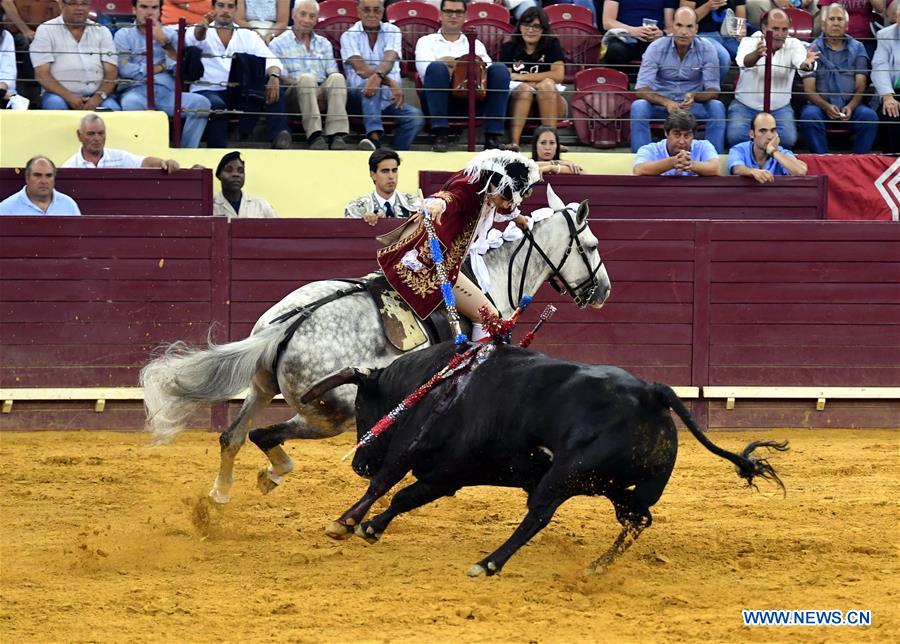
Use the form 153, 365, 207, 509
139, 324, 283, 445
654, 384, 789, 494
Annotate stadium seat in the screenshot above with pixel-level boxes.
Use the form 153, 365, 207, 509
551, 20, 603, 83
574, 67, 628, 92
388, 2, 441, 77
386, 1, 440, 23
545, 3, 594, 27
570, 66, 635, 148
318, 0, 359, 21
317, 11, 359, 67
463, 17, 514, 61
466, 2, 510, 24
784, 7, 813, 41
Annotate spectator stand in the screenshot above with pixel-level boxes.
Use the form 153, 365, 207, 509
570, 67, 636, 148
317, 0, 360, 68
386, 1, 440, 77
465, 2, 510, 24
544, 3, 594, 27
464, 16, 513, 61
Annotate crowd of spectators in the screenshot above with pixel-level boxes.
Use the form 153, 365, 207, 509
0, 0, 897, 155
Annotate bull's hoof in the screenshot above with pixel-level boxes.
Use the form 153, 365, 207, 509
466, 564, 486, 577
256, 468, 279, 495
467, 560, 499, 577
355, 522, 381, 544
325, 521, 354, 540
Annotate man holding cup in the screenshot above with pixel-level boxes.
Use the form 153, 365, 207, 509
681, 0, 748, 82
600, 0, 674, 66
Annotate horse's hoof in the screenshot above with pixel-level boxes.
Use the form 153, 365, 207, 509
256, 468, 280, 495
354, 523, 380, 544
208, 488, 231, 505
325, 521, 353, 540
466, 564, 486, 577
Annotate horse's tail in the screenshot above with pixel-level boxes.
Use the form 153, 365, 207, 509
654, 384, 789, 494
139, 324, 283, 445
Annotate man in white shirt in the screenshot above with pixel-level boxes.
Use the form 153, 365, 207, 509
62, 114, 179, 172
187, 0, 291, 148
212, 151, 279, 219
344, 149, 421, 225
415, 0, 510, 151
29, 0, 120, 110
726, 9, 819, 147
341, 0, 423, 150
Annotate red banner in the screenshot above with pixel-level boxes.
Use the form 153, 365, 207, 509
799, 154, 900, 221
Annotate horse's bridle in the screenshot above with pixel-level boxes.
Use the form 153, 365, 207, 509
506, 206, 604, 312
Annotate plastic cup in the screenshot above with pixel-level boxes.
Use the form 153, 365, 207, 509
728, 16, 746, 37
642, 18, 658, 29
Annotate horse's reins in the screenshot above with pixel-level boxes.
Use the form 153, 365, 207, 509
506, 208, 604, 312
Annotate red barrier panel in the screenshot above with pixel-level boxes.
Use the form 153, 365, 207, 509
799, 154, 900, 221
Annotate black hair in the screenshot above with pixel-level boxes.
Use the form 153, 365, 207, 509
131, 0, 165, 8
531, 126, 560, 161
508, 6, 553, 56
216, 151, 243, 177
440, 0, 467, 11
750, 111, 774, 131
368, 148, 400, 173
664, 109, 697, 134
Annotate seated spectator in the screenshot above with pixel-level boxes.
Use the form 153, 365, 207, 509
62, 114, 180, 172
819, 0, 882, 57
601, 0, 673, 66
728, 111, 808, 182
213, 151, 279, 219
631, 7, 726, 152
0, 156, 81, 215
872, 0, 900, 152
235, 0, 288, 43
343, 0, 424, 151
29, 0, 120, 110
680, 0, 746, 82
0, 0, 59, 104
800, 3, 878, 153
416, 0, 510, 152
727, 9, 818, 147
0, 28, 15, 105
530, 125, 583, 175
161, 0, 207, 25
269, 0, 349, 150
745, 0, 818, 29
344, 149, 421, 225
633, 108, 720, 176
500, 7, 566, 152
187, 0, 291, 149
115, 0, 210, 149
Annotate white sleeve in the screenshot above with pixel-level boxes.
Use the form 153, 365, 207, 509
415, 35, 434, 80
475, 39, 491, 66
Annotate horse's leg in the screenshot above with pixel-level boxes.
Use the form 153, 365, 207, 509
209, 383, 275, 504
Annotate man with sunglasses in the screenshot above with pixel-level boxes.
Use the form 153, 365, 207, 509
415, 0, 511, 152
29, 0, 120, 110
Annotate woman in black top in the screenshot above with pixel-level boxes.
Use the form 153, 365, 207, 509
499, 7, 567, 151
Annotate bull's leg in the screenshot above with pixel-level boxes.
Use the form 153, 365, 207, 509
209, 383, 275, 504
357, 480, 459, 543
467, 473, 569, 577
588, 480, 660, 573
587, 516, 649, 574
327, 464, 412, 540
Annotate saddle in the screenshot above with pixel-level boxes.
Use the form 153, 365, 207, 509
364, 273, 455, 351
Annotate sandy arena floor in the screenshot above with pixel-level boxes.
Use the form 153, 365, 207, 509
1, 428, 897, 643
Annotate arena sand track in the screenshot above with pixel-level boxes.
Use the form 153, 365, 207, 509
1, 429, 897, 643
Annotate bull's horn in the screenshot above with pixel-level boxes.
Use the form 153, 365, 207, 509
546, 183, 565, 213
300, 367, 370, 404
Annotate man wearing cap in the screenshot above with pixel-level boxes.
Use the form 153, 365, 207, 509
213, 151, 279, 219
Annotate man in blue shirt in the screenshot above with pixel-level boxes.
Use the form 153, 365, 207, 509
633, 109, 720, 176
799, 4, 877, 154
0, 156, 81, 216
728, 111, 808, 183
115, 0, 210, 148
630, 6, 726, 153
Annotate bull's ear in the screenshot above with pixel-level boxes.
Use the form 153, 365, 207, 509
576, 199, 589, 225
300, 367, 371, 404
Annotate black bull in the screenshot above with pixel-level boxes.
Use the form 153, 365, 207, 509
300, 342, 789, 576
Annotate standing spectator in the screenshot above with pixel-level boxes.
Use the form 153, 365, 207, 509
0, 0, 59, 104
818, 0, 884, 58
29, 0, 120, 110
187, 0, 292, 148
344, 149, 421, 225
872, 0, 900, 152
235, 0, 289, 43
800, 3, 878, 153
115, 0, 210, 148
0, 28, 16, 105
0, 156, 81, 216
680, 0, 746, 81
530, 125, 584, 175
631, 6, 726, 152
500, 7, 567, 152
416, 0, 511, 152
62, 114, 181, 171
633, 109, 720, 175
213, 151, 279, 219
727, 9, 818, 147
745, 0, 818, 29
269, 0, 349, 150
601, 0, 674, 66
342, 0, 423, 151
728, 111, 808, 182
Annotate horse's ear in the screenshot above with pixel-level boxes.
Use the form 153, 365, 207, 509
300, 367, 371, 404
546, 183, 566, 213
576, 199, 589, 225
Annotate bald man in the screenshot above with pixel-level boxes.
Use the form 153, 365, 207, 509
62, 114, 179, 172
